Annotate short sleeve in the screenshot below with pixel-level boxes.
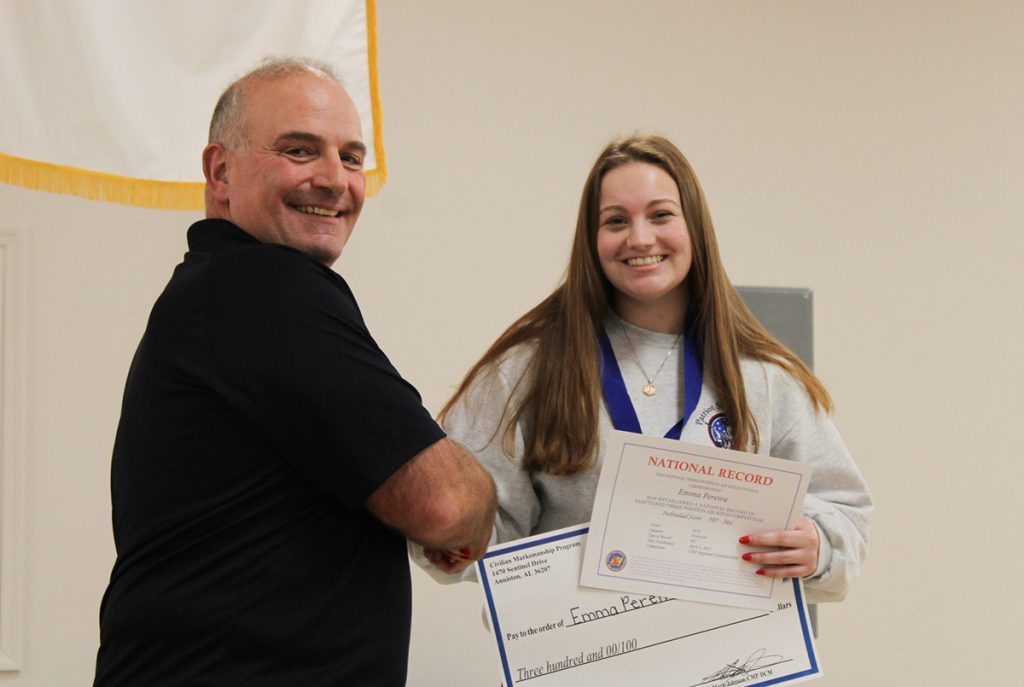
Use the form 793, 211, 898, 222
206, 246, 445, 506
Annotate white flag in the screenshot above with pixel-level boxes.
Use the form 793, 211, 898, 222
0, 0, 385, 209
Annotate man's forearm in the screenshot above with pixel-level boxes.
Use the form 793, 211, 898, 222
367, 438, 497, 552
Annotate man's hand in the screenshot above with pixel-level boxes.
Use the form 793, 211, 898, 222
424, 523, 494, 574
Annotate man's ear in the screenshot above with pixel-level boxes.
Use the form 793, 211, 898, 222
202, 143, 231, 203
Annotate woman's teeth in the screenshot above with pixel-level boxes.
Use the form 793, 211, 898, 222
627, 255, 665, 266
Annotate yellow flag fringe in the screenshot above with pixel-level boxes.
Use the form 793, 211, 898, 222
365, 0, 387, 197
0, 151, 205, 210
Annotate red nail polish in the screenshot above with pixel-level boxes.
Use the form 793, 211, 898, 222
756, 569, 765, 576
739, 536, 751, 545
741, 553, 753, 561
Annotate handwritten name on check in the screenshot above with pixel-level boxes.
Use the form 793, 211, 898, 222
478, 526, 820, 687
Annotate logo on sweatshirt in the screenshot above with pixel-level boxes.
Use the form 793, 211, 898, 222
708, 414, 733, 449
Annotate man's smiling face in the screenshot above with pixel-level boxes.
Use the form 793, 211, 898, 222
217, 72, 366, 266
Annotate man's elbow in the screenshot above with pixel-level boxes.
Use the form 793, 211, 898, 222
411, 478, 496, 548
414, 492, 474, 543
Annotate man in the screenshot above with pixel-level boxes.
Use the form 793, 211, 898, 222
93, 57, 496, 686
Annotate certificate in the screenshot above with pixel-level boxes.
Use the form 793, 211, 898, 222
478, 526, 821, 687
580, 431, 811, 609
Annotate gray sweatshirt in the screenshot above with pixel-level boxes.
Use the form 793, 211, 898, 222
424, 316, 872, 604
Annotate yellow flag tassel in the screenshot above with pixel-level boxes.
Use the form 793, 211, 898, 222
364, 0, 387, 197
0, 151, 205, 210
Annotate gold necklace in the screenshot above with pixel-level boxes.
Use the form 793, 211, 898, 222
617, 319, 682, 397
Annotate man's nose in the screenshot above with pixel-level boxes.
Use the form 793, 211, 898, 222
312, 155, 349, 195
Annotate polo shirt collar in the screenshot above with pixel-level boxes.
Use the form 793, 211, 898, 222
186, 219, 262, 253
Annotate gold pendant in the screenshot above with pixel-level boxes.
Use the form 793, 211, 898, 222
643, 383, 656, 397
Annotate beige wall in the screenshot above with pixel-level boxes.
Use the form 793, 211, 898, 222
1, 1, 1021, 684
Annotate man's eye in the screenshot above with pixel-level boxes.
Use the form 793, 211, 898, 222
342, 154, 364, 168
284, 147, 312, 157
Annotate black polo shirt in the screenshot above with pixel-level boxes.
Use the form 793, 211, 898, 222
94, 219, 445, 686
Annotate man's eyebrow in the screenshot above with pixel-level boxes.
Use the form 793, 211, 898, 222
274, 131, 322, 146
274, 131, 367, 155
346, 140, 368, 155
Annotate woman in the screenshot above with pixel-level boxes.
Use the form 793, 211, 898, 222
426, 135, 870, 603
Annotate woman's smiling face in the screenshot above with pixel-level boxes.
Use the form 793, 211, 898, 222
596, 162, 692, 321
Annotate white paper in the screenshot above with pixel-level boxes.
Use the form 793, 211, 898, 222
478, 526, 821, 687
580, 431, 811, 609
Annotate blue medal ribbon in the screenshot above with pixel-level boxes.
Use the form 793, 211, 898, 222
598, 320, 703, 440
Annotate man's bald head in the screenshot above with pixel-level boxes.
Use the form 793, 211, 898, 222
208, 56, 343, 151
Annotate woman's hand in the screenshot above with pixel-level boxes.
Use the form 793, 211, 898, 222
738, 516, 819, 579
424, 547, 474, 574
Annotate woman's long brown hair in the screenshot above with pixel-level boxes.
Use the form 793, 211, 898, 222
439, 135, 832, 475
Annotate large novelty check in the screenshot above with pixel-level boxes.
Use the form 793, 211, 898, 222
478, 526, 820, 687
